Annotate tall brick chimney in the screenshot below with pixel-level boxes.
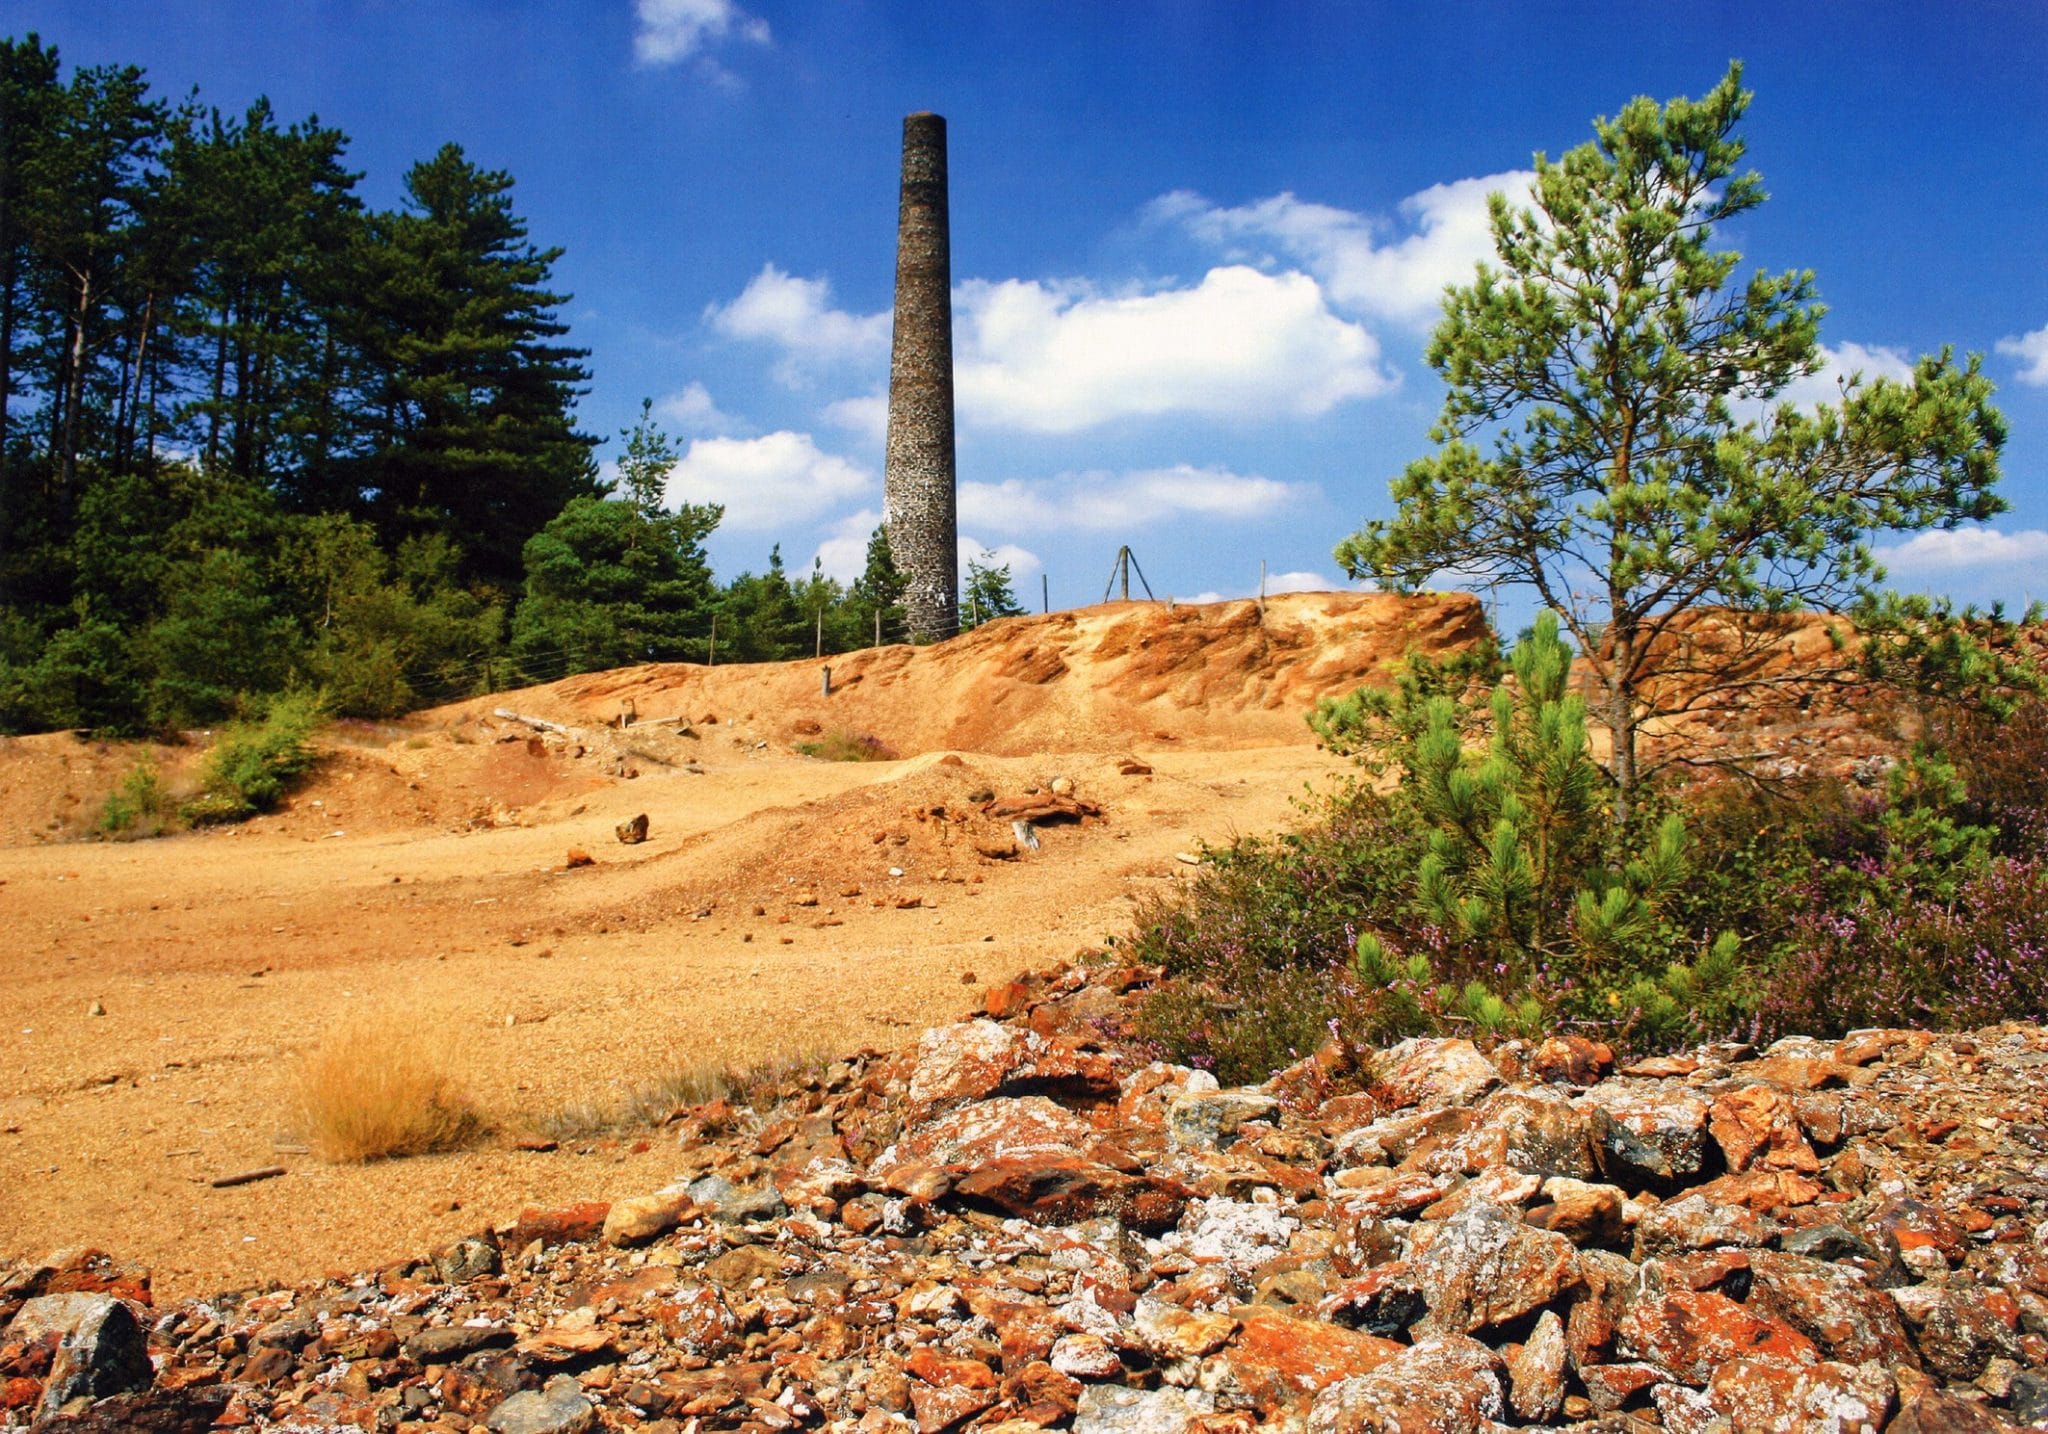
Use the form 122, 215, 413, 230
882, 112, 958, 641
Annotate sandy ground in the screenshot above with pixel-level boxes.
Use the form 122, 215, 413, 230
0, 721, 1346, 1300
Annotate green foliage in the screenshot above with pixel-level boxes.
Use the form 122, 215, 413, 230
0, 616, 147, 733
1385, 613, 1694, 983
961, 550, 1025, 630
615, 397, 679, 521
512, 490, 721, 677
1308, 633, 1502, 768
140, 548, 299, 728
96, 755, 172, 837
845, 526, 907, 644
0, 42, 598, 736
794, 729, 897, 763
351, 144, 600, 588
294, 523, 503, 716
1851, 592, 2046, 721
716, 546, 807, 663
181, 689, 323, 823
1335, 62, 2009, 816
1132, 785, 1424, 1082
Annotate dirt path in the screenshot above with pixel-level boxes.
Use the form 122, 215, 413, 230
0, 735, 1343, 1299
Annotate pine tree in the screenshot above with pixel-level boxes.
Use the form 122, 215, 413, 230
164, 97, 361, 486
14, 56, 163, 493
512, 493, 720, 677
846, 524, 906, 645
1335, 64, 2008, 823
1356, 613, 1688, 987
718, 546, 806, 662
961, 549, 1024, 630
615, 397, 678, 521
350, 143, 598, 589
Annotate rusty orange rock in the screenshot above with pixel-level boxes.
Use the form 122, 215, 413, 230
1616, 1288, 1819, 1384
1710, 1085, 1821, 1175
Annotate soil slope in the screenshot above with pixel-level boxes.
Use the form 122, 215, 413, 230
0, 592, 1481, 1300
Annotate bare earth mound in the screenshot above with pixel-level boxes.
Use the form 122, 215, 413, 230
0, 593, 1481, 1300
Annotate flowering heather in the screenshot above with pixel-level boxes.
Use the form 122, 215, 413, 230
1759, 855, 2048, 1038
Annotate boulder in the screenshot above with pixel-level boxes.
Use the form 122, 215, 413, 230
9, 1294, 152, 1416
1073, 1384, 1217, 1434
1216, 1305, 1401, 1414
1165, 1090, 1280, 1151
1408, 1200, 1581, 1335
1307, 1335, 1505, 1434
1579, 1083, 1712, 1189
1704, 1355, 1894, 1433
485, 1374, 598, 1434
1371, 1037, 1499, 1112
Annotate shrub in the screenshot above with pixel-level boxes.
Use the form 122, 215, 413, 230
181, 691, 324, 824
1131, 785, 1419, 1083
290, 1016, 482, 1162
796, 729, 897, 762
1759, 855, 2048, 1038
96, 756, 175, 838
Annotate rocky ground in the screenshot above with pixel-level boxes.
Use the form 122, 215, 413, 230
9, 960, 2048, 1433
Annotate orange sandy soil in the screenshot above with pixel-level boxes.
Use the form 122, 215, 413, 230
0, 593, 1482, 1300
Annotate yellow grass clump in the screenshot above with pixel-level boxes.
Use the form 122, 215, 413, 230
290, 1017, 482, 1162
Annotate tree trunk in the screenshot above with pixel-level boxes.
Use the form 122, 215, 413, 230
58, 266, 92, 492
1606, 635, 1638, 828
206, 298, 230, 470
118, 289, 154, 468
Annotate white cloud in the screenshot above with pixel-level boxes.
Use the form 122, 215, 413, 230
1264, 570, 1339, 594
1154, 171, 1536, 328
960, 538, 1041, 580
719, 261, 1388, 432
954, 267, 1391, 432
1769, 341, 1917, 412
1185, 572, 1343, 605
822, 392, 889, 445
960, 464, 1303, 533
1875, 527, 2048, 574
707, 265, 889, 382
1997, 325, 2048, 386
813, 509, 881, 584
664, 431, 872, 530
655, 380, 740, 436
633, 0, 770, 65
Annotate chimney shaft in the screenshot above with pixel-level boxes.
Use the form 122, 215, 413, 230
883, 112, 959, 642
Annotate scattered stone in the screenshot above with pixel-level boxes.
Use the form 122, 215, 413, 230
1407, 1200, 1580, 1334
206, 1165, 285, 1189
1307, 1335, 1505, 1434
614, 813, 648, 844
1165, 1090, 1279, 1151
485, 1374, 597, 1433
10, 1293, 152, 1415
1505, 1308, 1568, 1422
1704, 1355, 1895, 1433
601, 1191, 692, 1246
21, 964, 2048, 1434
1074, 1384, 1214, 1434
1371, 1036, 1499, 1111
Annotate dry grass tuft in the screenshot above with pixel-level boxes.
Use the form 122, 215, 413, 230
290, 1017, 483, 1162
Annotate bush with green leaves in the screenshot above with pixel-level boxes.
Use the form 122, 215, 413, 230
1352, 613, 1717, 1008
1141, 614, 1773, 1075
181, 691, 325, 824
96, 756, 175, 838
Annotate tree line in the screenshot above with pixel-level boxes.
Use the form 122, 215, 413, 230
0, 35, 1022, 735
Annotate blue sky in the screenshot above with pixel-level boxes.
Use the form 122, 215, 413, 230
10, 0, 2048, 614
